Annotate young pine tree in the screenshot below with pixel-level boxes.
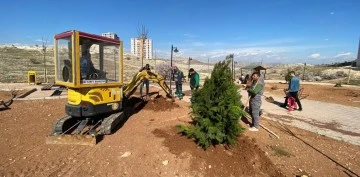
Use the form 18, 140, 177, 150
177, 60, 244, 149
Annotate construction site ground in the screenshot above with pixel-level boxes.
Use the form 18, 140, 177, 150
0, 82, 360, 177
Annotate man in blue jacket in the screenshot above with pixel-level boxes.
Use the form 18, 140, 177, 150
282, 71, 303, 111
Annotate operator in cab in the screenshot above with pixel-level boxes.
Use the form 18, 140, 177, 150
80, 48, 96, 80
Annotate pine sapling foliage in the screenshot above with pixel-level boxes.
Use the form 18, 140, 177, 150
177, 60, 244, 149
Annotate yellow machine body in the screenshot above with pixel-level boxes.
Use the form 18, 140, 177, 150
48, 30, 172, 146
53, 30, 124, 117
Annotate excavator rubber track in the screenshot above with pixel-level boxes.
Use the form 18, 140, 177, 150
46, 70, 171, 146
46, 111, 127, 146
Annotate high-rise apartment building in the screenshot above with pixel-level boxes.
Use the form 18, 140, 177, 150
131, 38, 153, 59
101, 32, 119, 40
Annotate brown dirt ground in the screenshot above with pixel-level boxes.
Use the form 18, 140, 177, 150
264, 83, 360, 107
0, 90, 28, 101
0, 86, 360, 176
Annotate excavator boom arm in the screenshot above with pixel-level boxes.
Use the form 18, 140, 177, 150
123, 70, 171, 98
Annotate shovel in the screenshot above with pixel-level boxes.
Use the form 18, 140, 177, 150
263, 95, 274, 103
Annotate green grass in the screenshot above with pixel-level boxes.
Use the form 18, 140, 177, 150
270, 145, 291, 157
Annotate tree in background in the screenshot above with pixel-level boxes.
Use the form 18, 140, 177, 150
156, 62, 171, 80
177, 59, 244, 149
285, 69, 291, 83
137, 24, 148, 67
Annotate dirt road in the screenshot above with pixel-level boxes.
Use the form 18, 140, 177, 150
0, 85, 360, 176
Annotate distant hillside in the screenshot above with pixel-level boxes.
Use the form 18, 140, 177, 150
0, 46, 54, 83
0, 46, 215, 83
321, 60, 357, 67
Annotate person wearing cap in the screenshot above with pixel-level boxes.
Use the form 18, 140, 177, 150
189, 68, 199, 91
172, 66, 184, 99
139, 64, 151, 98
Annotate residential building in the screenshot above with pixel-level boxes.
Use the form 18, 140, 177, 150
101, 32, 119, 40
131, 38, 153, 59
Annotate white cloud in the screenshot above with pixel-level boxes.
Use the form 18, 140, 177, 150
35, 39, 43, 42
308, 53, 321, 59
334, 52, 353, 59
330, 12, 335, 15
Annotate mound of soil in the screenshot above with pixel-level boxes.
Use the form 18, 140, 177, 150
153, 127, 285, 177
143, 96, 179, 111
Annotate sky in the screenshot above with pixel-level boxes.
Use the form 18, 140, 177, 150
0, 0, 359, 64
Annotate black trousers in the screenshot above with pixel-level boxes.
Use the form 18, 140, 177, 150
284, 91, 302, 109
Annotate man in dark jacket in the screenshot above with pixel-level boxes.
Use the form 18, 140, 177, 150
282, 71, 302, 111
189, 68, 199, 91
173, 66, 184, 99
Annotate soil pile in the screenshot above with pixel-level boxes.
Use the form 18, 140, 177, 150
153, 127, 285, 177
144, 95, 179, 111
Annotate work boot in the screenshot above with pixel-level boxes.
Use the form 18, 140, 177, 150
249, 127, 259, 131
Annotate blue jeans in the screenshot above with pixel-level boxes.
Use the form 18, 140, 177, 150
140, 80, 149, 96
175, 82, 183, 99
249, 97, 262, 128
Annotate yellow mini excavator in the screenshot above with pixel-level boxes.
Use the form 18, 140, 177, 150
46, 30, 172, 145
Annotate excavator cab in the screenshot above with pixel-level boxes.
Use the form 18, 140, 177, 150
47, 30, 124, 145
54, 30, 123, 118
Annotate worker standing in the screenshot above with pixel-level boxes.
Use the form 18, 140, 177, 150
247, 72, 264, 131
139, 64, 151, 99
282, 71, 303, 111
173, 66, 184, 100
189, 68, 199, 91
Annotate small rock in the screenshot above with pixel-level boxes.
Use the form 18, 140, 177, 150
208, 165, 211, 169
120, 151, 132, 158
162, 160, 169, 166
48, 114, 52, 116
23, 157, 27, 160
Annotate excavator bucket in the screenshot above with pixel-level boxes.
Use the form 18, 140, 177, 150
46, 134, 97, 146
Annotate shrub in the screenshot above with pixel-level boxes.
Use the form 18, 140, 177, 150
334, 82, 342, 87
285, 70, 291, 83
176, 60, 244, 149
